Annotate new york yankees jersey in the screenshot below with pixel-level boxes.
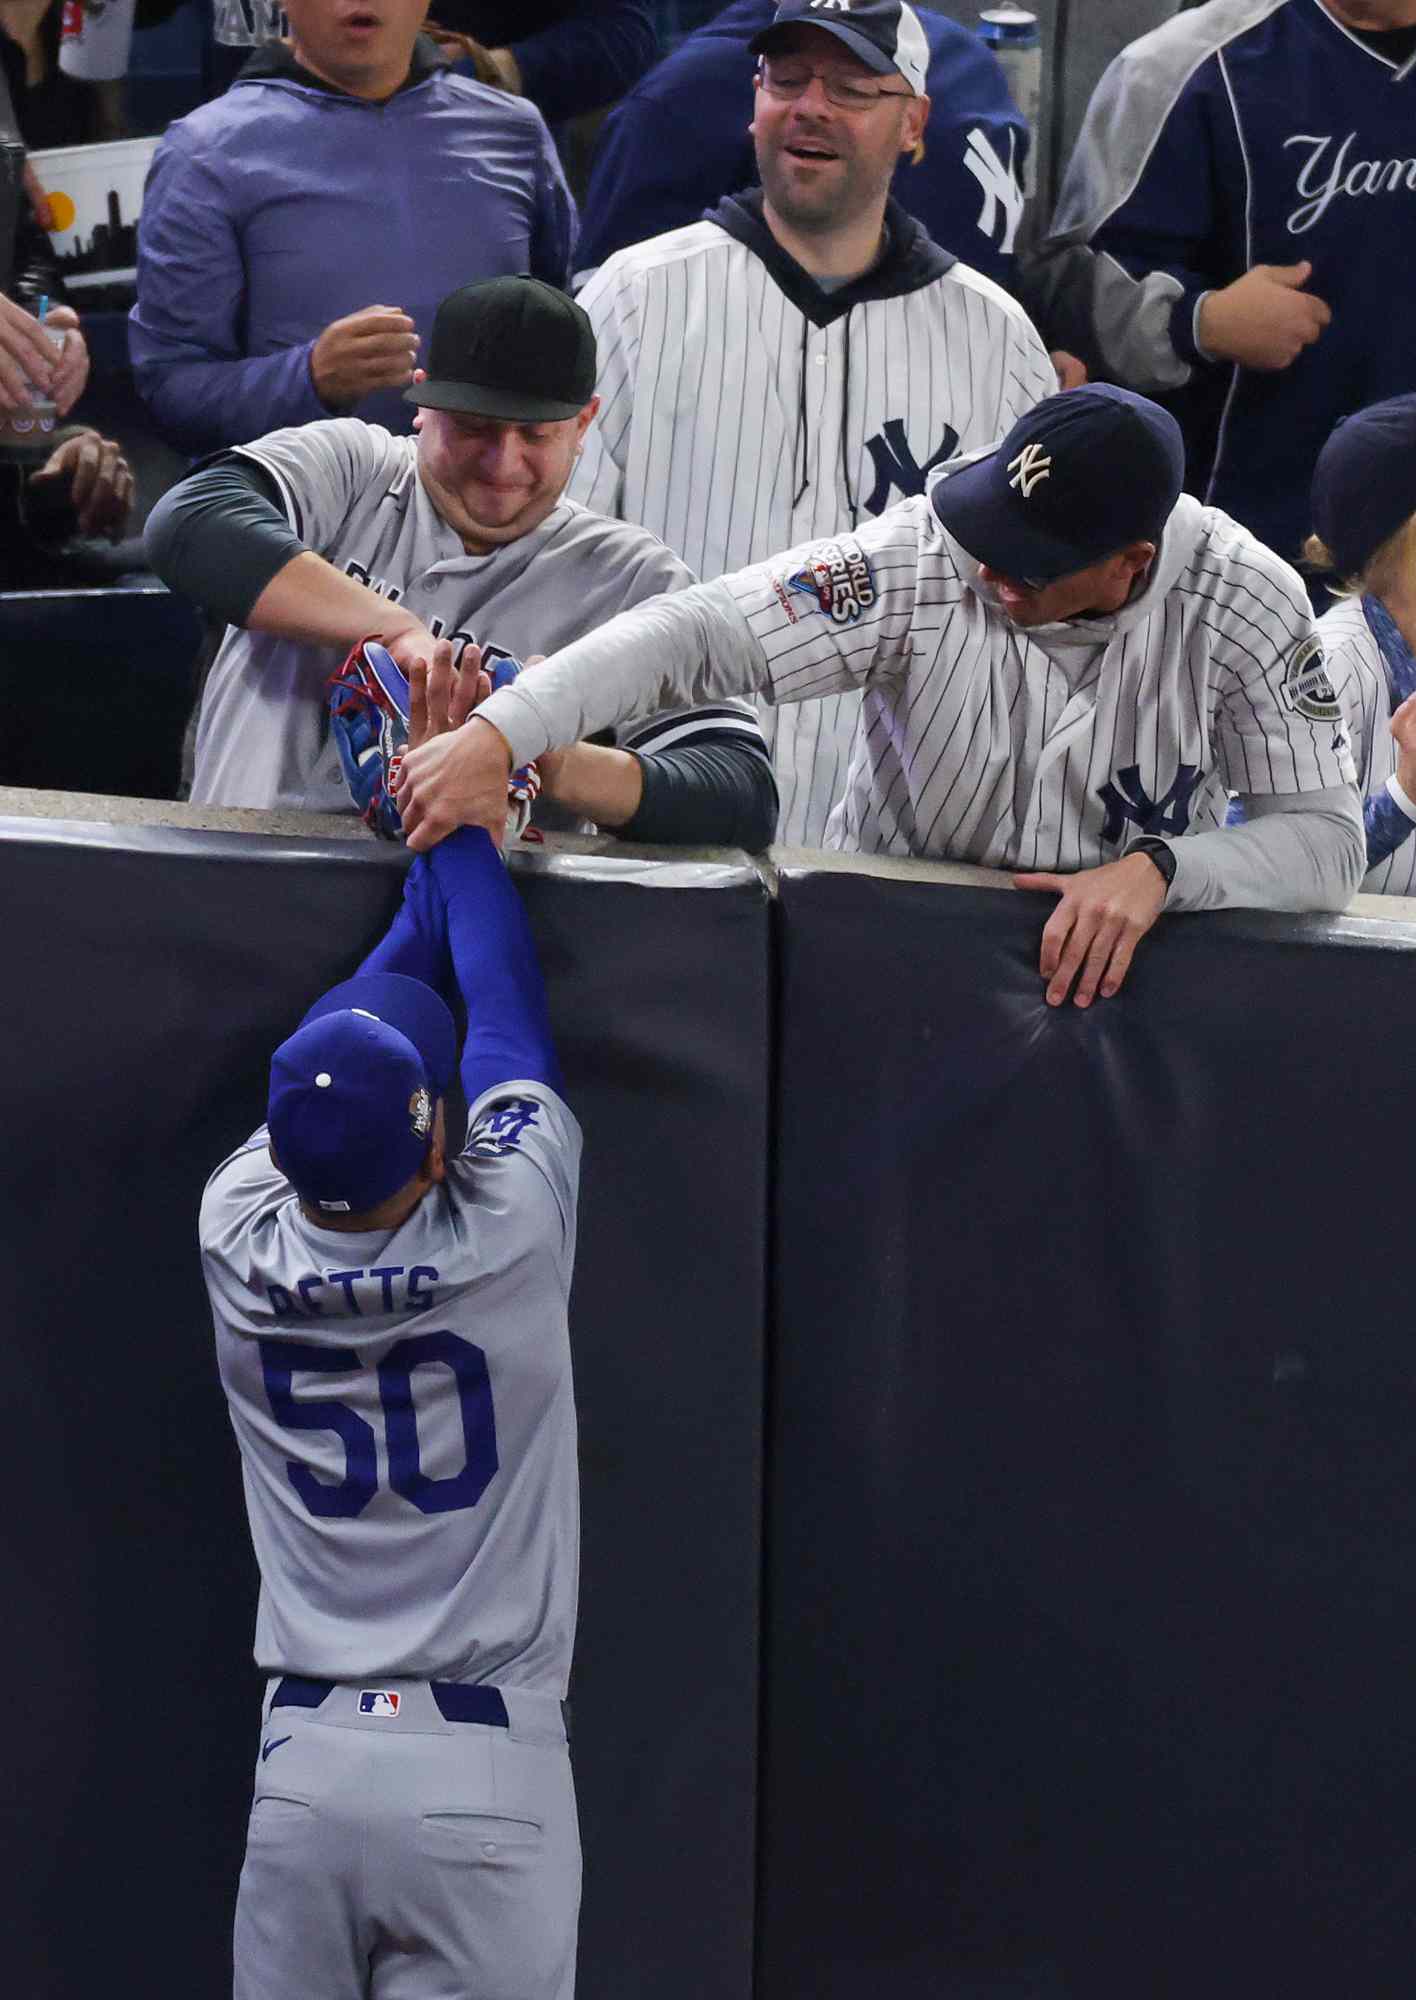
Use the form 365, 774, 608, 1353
1032, 0, 1416, 571
478, 490, 1357, 896
568, 191, 1056, 845
199, 1081, 581, 1694
1319, 593, 1416, 895
191, 420, 762, 813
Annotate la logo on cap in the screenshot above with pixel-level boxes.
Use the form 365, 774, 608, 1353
1008, 442, 1053, 497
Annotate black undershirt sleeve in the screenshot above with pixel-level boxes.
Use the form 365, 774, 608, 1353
619, 737, 779, 851
143, 454, 307, 626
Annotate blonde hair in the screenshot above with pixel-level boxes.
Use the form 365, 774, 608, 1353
1303, 513, 1416, 602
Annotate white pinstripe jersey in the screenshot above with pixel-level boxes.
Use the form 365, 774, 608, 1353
718, 489, 1355, 864
1318, 594, 1416, 895
568, 206, 1056, 845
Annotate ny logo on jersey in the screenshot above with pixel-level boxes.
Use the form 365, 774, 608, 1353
862, 418, 960, 515
1007, 443, 1052, 497
1097, 763, 1203, 846
963, 126, 1025, 253
471, 1095, 541, 1157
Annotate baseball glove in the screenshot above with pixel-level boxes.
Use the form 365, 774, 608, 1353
328, 637, 542, 847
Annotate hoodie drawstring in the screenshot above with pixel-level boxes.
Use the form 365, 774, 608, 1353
793, 307, 859, 525
792, 314, 811, 508
840, 305, 857, 528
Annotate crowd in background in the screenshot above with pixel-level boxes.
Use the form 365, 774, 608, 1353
3, 0, 1416, 922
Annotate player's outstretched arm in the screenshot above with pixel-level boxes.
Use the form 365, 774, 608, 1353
427, 828, 561, 1104
353, 860, 453, 1000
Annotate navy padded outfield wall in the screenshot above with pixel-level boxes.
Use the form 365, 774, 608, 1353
12, 814, 1416, 1999
761, 861, 1416, 2000
1, 819, 768, 2000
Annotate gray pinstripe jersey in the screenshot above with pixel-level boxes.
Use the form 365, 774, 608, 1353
568, 221, 1056, 845
199, 1082, 581, 1693
191, 420, 762, 813
1319, 595, 1416, 895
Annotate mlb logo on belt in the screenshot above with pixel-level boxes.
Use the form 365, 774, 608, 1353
358, 1689, 401, 1718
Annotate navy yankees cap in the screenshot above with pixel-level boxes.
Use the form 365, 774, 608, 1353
268, 972, 458, 1215
1310, 392, 1416, 581
928, 385, 1186, 583
752, 0, 930, 95
408, 276, 596, 423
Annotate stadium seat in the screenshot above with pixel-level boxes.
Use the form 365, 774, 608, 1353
0, 586, 202, 798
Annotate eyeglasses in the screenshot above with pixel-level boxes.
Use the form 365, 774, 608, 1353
757, 60, 913, 110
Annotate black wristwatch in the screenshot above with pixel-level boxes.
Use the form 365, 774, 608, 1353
1126, 835, 1177, 892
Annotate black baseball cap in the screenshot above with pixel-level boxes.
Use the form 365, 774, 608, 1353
407, 276, 596, 423
1310, 392, 1416, 579
751, 0, 930, 94
928, 385, 1186, 583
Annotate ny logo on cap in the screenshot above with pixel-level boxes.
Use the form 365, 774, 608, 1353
810, 1, 852, 11
1008, 442, 1053, 497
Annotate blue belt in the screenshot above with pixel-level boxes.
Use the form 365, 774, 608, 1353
273, 1675, 509, 1728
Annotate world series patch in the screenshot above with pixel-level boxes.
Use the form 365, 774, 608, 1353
1281, 636, 1342, 723
785, 536, 878, 624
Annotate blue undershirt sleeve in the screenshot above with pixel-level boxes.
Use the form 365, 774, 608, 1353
426, 829, 562, 1100
354, 860, 454, 999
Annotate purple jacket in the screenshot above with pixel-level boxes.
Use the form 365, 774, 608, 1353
129, 40, 576, 454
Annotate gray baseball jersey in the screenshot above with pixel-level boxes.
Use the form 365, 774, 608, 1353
477, 488, 1358, 902
199, 1078, 581, 1693
190, 419, 760, 814
568, 216, 1057, 844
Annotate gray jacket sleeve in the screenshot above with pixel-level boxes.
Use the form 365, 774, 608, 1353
1025, 7, 1247, 386
1166, 785, 1365, 914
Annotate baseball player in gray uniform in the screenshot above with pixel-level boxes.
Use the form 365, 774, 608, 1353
145, 277, 775, 847
567, 0, 1056, 847
200, 671, 582, 1995
396, 385, 1365, 1006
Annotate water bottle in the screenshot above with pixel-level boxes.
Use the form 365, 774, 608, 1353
0, 286, 62, 452
978, 7, 1042, 196
59, 0, 137, 83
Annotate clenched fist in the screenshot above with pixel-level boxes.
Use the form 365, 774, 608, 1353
311, 305, 421, 411
1197, 261, 1331, 372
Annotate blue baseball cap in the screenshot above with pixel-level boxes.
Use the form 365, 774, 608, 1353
267, 972, 457, 1215
751, 0, 930, 94
1310, 392, 1416, 580
929, 385, 1186, 583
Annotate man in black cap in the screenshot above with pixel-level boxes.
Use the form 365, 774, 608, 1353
145, 275, 775, 846
396, 382, 1366, 1005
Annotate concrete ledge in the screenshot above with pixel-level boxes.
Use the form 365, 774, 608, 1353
3, 785, 1415, 928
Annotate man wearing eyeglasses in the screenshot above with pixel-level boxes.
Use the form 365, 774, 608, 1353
568, 0, 1056, 848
